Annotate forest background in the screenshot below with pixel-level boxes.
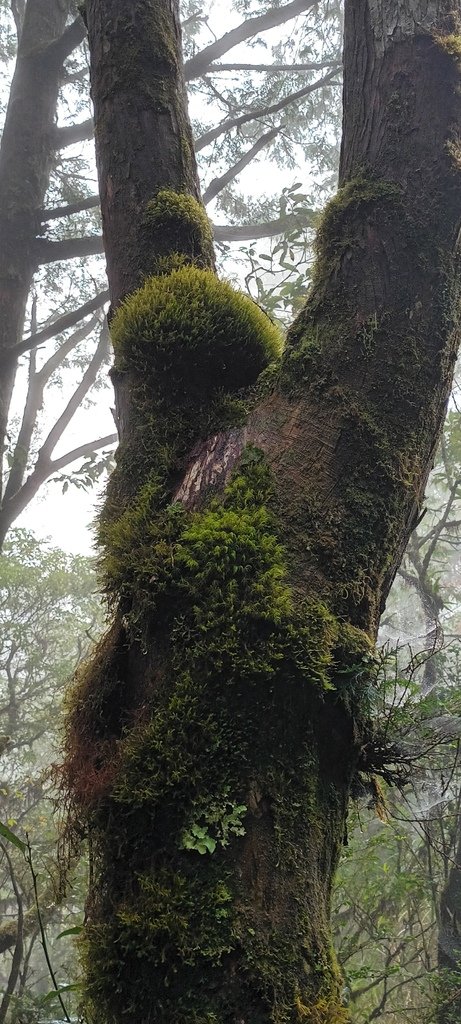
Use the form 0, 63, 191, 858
1, 0, 461, 1022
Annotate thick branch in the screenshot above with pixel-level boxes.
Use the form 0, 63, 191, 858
35, 213, 316, 262
36, 233, 104, 264
202, 127, 280, 204
184, 0, 320, 80
46, 15, 86, 63
214, 212, 315, 242
195, 69, 338, 151
41, 195, 100, 221
204, 59, 342, 74
53, 117, 94, 149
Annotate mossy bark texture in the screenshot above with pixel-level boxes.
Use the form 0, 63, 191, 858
64, 1, 461, 1022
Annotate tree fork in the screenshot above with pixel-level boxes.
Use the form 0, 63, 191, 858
64, 1, 461, 1022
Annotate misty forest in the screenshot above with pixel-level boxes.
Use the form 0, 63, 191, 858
2, 0, 461, 1022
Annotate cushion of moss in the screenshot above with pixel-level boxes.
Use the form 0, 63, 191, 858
146, 188, 214, 244
111, 266, 283, 389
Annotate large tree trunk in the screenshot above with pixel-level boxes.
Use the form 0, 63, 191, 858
63, 1, 461, 1022
0, 0, 75, 512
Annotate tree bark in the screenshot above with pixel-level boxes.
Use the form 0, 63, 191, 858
63, 1, 461, 1022
438, 825, 461, 1022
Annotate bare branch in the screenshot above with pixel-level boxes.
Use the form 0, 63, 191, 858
214, 212, 316, 242
204, 59, 341, 74
8, 290, 109, 362
203, 127, 280, 204
0, 331, 113, 531
36, 233, 104, 264
38, 313, 102, 386
41, 195, 100, 221
184, 0, 320, 80
53, 117, 94, 149
38, 326, 109, 462
46, 15, 86, 63
3, 314, 101, 505
195, 69, 338, 151
51, 432, 117, 474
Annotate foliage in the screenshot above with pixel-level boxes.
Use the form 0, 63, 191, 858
0, 530, 103, 1019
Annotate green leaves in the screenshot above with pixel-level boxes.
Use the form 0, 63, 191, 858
0, 820, 26, 853
181, 795, 247, 855
181, 825, 217, 855
56, 925, 84, 940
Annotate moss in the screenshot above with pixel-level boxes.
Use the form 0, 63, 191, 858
311, 175, 402, 291
111, 265, 283, 376
280, 174, 404, 392
100, 266, 283, 592
295, 996, 349, 1023
64, 176, 377, 1021
65, 447, 371, 1024
145, 188, 215, 268
434, 32, 461, 61
275, 165, 461, 625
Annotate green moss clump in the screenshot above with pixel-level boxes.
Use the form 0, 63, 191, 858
434, 32, 461, 60
279, 175, 404, 395
100, 267, 283, 584
313, 175, 403, 281
146, 188, 215, 267
111, 264, 283, 378
295, 996, 349, 1023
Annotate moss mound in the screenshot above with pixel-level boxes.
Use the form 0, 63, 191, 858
111, 264, 283, 388
146, 188, 215, 267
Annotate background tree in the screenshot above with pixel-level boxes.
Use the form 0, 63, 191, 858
61, 0, 461, 1021
0, 530, 103, 1019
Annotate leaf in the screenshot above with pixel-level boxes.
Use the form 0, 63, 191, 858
0, 821, 26, 853
41, 983, 82, 1003
56, 925, 84, 940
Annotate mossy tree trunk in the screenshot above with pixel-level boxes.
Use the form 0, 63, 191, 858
64, 1, 461, 1022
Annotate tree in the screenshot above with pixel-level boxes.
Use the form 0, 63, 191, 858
0, 529, 103, 1016
0, 0, 340, 546
0, 0, 114, 546
61, 0, 461, 1020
